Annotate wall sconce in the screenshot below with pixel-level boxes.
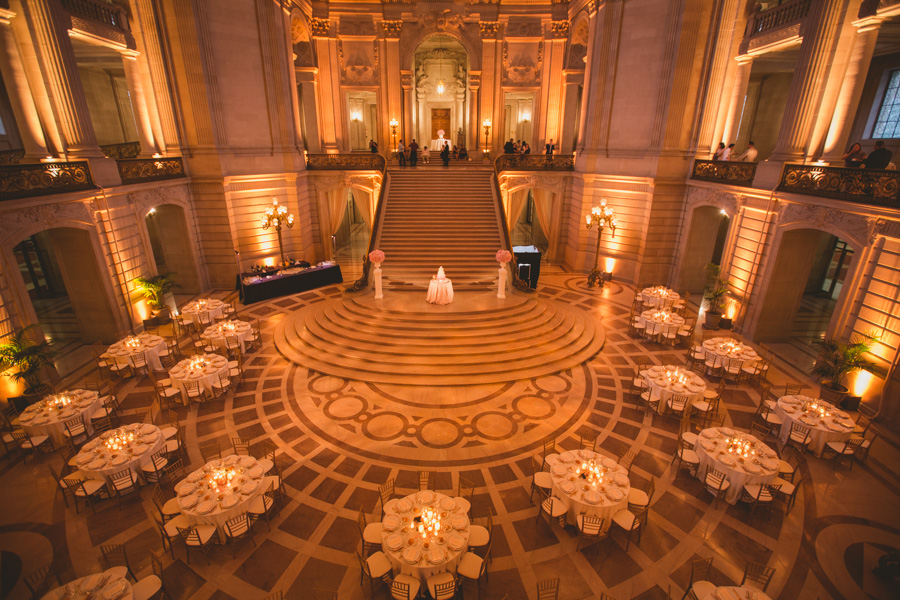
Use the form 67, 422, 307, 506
351, 112, 362, 122
148, 207, 156, 215
521, 113, 531, 123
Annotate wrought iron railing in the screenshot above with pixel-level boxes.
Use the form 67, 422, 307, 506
347, 161, 389, 293
306, 153, 386, 171
777, 164, 900, 206
0, 161, 94, 200
116, 157, 185, 184
61, 0, 134, 49
747, 0, 811, 37
690, 159, 758, 186
494, 154, 575, 172
0, 149, 25, 165
100, 141, 140, 160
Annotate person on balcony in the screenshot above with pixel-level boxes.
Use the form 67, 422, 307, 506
504, 138, 516, 154
736, 141, 758, 162
721, 143, 735, 161
397, 139, 406, 167
713, 142, 725, 160
843, 142, 866, 168
865, 141, 892, 170
522, 142, 531, 155
369, 139, 378, 153
545, 139, 556, 155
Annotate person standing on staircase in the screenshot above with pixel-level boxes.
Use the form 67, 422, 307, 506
397, 139, 406, 167
441, 142, 450, 167
409, 139, 419, 167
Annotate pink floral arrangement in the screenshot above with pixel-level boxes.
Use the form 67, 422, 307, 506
368, 249, 385, 263
496, 250, 512, 264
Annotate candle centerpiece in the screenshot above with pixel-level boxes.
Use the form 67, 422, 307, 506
576, 459, 607, 488
725, 434, 756, 459
208, 466, 237, 492
662, 366, 690, 386
218, 320, 237, 333
186, 355, 209, 373
47, 393, 74, 410
802, 399, 830, 418
124, 336, 142, 349
414, 506, 443, 543
104, 430, 137, 453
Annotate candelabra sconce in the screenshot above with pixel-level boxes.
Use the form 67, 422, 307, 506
482, 118, 492, 152
584, 198, 617, 288
260, 198, 294, 265
390, 118, 399, 154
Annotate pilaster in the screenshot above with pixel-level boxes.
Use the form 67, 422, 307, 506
121, 53, 158, 156
0, 7, 49, 159
312, 18, 339, 153
721, 55, 753, 148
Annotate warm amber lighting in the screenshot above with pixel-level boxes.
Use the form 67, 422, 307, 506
264, 257, 275, 267
726, 300, 737, 320
604, 258, 616, 273
436, 80, 445, 95
853, 370, 873, 397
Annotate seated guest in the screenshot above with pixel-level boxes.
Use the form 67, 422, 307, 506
452, 145, 459, 159
422, 147, 430, 164
458, 146, 469, 160
504, 138, 515, 153
843, 142, 866, 168
865, 141, 892, 169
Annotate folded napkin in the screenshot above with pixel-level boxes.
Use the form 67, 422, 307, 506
175, 480, 195, 495
428, 548, 445, 564
248, 465, 264, 479
187, 470, 205, 483
239, 456, 255, 467
402, 546, 420, 564
76, 453, 94, 465
745, 463, 762, 475
615, 474, 629, 486
448, 534, 466, 551
559, 451, 575, 463
241, 481, 259, 495
132, 445, 148, 456
383, 515, 401, 531
223, 454, 238, 465
601, 458, 617, 469
396, 499, 413, 513
222, 495, 239, 509
721, 427, 735, 436
419, 490, 435, 504
178, 494, 199, 509
607, 487, 625, 501
386, 534, 403, 550
196, 500, 216, 514
762, 459, 779, 471
18, 413, 34, 422
81, 573, 106, 592
700, 430, 715, 439
102, 578, 127, 600
439, 496, 455, 511
141, 424, 155, 434
583, 490, 602, 504
560, 481, 576, 494
715, 588, 740, 600
719, 455, 736, 466
551, 465, 567, 477
451, 516, 467, 530
111, 455, 129, 466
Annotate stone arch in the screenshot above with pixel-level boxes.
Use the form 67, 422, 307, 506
672, 187, 742, 293
400, 27, 481, 73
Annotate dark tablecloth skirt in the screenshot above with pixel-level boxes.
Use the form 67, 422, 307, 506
236, 265, 343, 304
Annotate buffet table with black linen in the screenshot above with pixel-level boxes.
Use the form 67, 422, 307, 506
236, 264, 343, 304
513, 245, 541, 289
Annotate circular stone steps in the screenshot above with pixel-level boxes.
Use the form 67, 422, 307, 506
274, 293, 605, 385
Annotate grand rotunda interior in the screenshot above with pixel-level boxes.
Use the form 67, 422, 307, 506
1, 0, 900, 599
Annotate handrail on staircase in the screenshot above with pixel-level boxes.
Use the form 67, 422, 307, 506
491, 157, 536, 294
346, 161, 389, 292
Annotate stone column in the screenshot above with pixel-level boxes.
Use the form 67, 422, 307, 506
575, 2, 600, 152
468, 72, 480, 150
479, 22, 499, 152
720, 54, 753, 148
381, 21, 402, 152
400, 70, 413, 146
19, 0, 119, 184
821, 19, 882, 162
121, 53, 158, 155
542, 23, 568, 151
559, 71, 582, 153
311, 18, 339, 152
296, 69, 321, 153
128, 0, 172, 155
756, 0, 846, 186
0, 8, 49, 159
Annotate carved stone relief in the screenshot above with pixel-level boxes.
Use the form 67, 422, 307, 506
339, 41, 380, 85
0, 200, 95, 246
502, 41, 544, 85
340, 19, 376, 37
551, 21, 570, 39
382, 20, 403, 38
778, 202, 869, 249
685, 185, 740, 215
309, 18, 330, 38
479, 21, 500, 39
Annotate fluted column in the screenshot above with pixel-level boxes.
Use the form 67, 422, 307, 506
479, 22, 499, 152
575, 1, 600, 152
19, 0, 119, 183
296, 69, 321, 153
468, 72, 480, 150
311, 18, 339, 152
400, 70, 413, 147
720, 55, 753, 148
381, 21, 402, 153
0, 8, 49, 159
820, 19, 882, 162
121, 54, 158, 156
559, 72, 582, 153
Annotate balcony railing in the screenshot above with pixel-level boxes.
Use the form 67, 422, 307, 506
0, 161, 95, 200
741, 0, 810, 53
116, 157, 185, 184
61, 0, 135, 49
690, 160, 758, 186
859, 0, 900, 18
306, 153, 386, 170
777, 164, 900, 207
100, 141, 140, 160
0, 149, 25, 165
494, 154, 575, 171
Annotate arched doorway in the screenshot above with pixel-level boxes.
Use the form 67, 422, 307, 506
678, 206, 730, 295
754, 228, 855, 357
413, 35, 469, 150
333, 189, 372, 282
144, 204, 201, 297
12, 227, 119, 349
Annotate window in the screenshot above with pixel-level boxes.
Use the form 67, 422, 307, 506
873, 70, 900, 139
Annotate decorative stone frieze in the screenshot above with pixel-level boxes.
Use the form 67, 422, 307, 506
550, 21, 570, 39
381, 20, 403, 38
309, 18, 330, 38
479, 21, 500, 39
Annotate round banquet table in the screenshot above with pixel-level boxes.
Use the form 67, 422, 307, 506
641, 365, 706, 414
694, 427, 779, 505
168, 354, 229, 405
381, 491, 470, 585
638, 309, 684, 337
18, 389, 101, 446
546, 449, 630, 530
774, 395, 854, 457
640, 286, 679, 308
176, 454, 268, 538
702, 337, 759, 370
426, 278, 454, 305
201, 320, 253, 353
42, 572, 132, 600
701, 586, 772, 600
181, 298, 226, 325
72, 424, 165, 489
105, 333, 167, 371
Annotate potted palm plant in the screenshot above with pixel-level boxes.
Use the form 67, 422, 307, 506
702, 262, 730, 330
0, 325, 56, 393
811, 333, 877, 405
133, 272, 179, 324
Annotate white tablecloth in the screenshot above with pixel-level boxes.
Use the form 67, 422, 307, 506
430, 139, 450, 151
176, 454, 268, 538
702, 337, 759, 370
105, 333, 167, 371
640, 287, 679, 308
548, 450, 630, 529
73, 424, 165, 489
201, 320, 253, 353
426, 278, 454, 305
694, 427, 778, 504
181, 299, 226, 325
775, 395, 854, 457
168, 354, 229, 405
19, 390, 101, 445
382, 491, 470, 585
641, 365, 706, 414
701, 586, 772, 600
42, 573, 133, 600
638, 309, 684, 337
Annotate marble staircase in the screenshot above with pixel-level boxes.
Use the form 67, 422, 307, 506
376, 167, 503, 290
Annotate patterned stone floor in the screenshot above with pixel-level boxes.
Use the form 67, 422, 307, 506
1, 270, 899, 600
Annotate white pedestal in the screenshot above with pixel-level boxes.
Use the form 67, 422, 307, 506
497, 266, 507, 299
374, 264, 383, 299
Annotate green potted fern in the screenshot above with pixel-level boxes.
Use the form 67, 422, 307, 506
702, 262, 730, 330
811, 333, 877, 405
134, 272, 179, 324
0, 325, 56, 393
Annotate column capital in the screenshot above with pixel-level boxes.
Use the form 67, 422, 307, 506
0, 7, 16, 25
550, 20, 569, 39
381, 19, 402, 38
310, 17, 330, 38
479, 21, 500, 39
735, 53, 754, 65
